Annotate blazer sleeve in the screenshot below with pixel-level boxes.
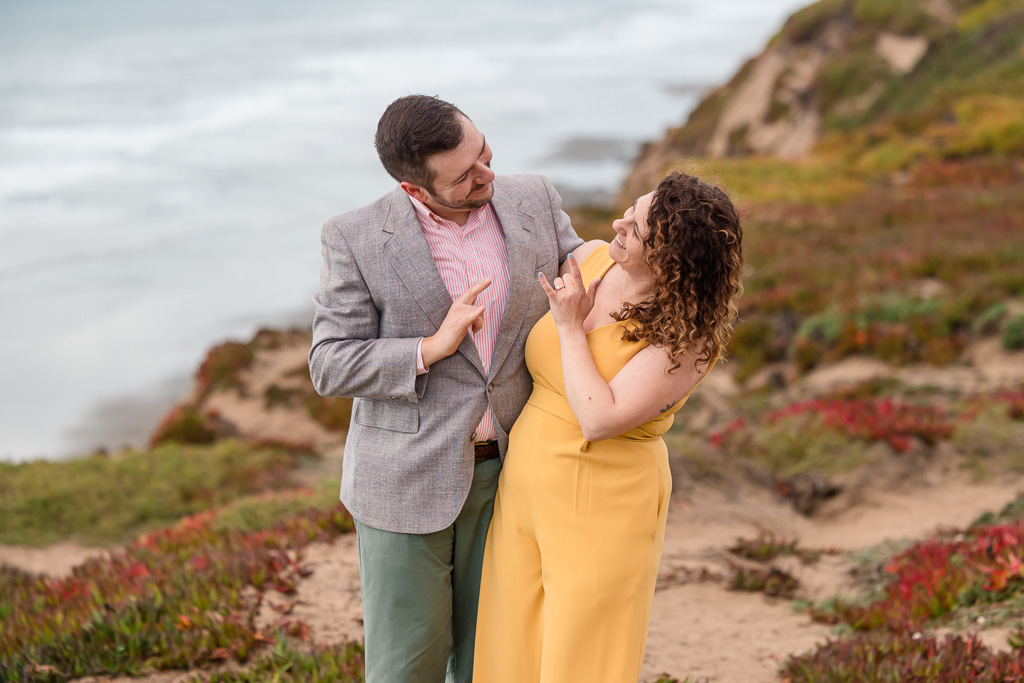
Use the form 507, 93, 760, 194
542, 176, 585, 262
308, 218, 426, 403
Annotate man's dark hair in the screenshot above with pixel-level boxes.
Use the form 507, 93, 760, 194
375, 95, 467, 191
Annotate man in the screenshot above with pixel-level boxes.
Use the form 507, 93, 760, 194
309, 95, 582, 682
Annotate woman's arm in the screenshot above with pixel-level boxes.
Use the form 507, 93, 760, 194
539, 255, 705, 441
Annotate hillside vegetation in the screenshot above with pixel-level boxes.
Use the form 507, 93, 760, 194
585, 0, 1024, 391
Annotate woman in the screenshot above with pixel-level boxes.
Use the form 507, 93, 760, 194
473, 172, 744, 682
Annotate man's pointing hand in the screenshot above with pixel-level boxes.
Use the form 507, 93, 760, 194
420, 279, 492, 367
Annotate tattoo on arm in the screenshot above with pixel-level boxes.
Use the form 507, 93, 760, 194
660, 401, 676, 414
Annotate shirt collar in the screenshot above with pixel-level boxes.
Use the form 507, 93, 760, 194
406, 192, 486, 227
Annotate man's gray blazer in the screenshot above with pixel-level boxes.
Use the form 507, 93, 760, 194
309, 175, 583, 534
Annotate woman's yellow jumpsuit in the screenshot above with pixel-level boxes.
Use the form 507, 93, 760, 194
473, 247, 711, 682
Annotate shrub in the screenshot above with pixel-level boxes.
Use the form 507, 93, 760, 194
973, 301, 1009, 335
196, 341, 255, 398
730, 531, 836, 564
264, 384, 302, 410
305, 395, 353, 432
780, 0, 847, 44
818, 52, 893, 115
729, 318, 788, 383
1003, 314, 1024, 350
729, 563, 800, 598
150, 405, 218, 447
853, 0, 934, 34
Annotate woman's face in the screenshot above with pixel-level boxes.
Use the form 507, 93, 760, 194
609, 190, 654, 276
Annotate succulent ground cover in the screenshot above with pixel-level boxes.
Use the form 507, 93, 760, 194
0, 495, 358, 682
697, 386, 1024, 483
577, 156, 1024, 386
726, 163, 1024, 382
778, 494, 1024, 680
781, 630, 1024, 682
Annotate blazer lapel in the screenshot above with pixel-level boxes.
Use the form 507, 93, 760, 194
488, 183, 538, 379
380, 189, 487, 378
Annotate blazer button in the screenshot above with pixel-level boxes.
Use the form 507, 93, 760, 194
486, 383, 494, 394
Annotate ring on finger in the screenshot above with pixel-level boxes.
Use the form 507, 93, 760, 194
554, 282, 564, 291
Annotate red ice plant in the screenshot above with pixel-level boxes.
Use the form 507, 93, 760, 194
812, 519, 1024, 632
0, 502, 355, 682
710, 396, 955, 453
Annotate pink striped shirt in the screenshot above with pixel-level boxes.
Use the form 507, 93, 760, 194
409, 195, 510, 442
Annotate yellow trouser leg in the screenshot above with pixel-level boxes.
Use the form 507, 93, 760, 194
474, 411, 545, 682
536, 440, 670, 683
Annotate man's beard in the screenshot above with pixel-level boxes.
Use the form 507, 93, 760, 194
428, 183, 494, 211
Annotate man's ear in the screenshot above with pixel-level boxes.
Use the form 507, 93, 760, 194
400, 181, 430, 204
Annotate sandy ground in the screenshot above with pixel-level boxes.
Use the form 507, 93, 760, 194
9, 468, 1023, 683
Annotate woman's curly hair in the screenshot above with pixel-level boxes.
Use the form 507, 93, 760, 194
614, 172, 744, 372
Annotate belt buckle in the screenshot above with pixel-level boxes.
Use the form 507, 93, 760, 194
474, 440, 498, 461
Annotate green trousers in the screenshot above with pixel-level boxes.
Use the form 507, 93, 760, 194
354, 458, 501, 683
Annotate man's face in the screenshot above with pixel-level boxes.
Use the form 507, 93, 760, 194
406, 116, 495, 219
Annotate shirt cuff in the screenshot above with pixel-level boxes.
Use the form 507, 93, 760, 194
415, 337, 429, 375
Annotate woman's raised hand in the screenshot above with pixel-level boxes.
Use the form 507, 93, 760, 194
538, 254, 602, 331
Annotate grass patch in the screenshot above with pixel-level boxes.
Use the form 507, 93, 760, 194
0, 441, 307, 547
729, 563, 801, 598
673, 157, 869, 206
853, 0, 935, 34
952, 406, 1024, 472
818, 51, 893, 115
777, 0, 848, 44
202, 636, 364, 682
210, 481, 341, 536
730, 531, 837, 564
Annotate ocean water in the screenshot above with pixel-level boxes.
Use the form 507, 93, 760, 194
0, 0, 808, 461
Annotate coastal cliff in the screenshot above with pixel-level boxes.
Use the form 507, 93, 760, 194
620, 0, 1024, 202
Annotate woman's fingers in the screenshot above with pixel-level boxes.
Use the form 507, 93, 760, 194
568, 253, 584, 287
538, 272, 557, 299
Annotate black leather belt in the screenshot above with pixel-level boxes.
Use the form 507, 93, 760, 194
474, 441, 499, 461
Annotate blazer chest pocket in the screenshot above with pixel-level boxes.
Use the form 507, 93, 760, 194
353, 398, 420, 434
536, 254, 558, 279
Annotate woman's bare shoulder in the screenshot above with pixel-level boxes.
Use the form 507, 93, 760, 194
562, 240, 607, 274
